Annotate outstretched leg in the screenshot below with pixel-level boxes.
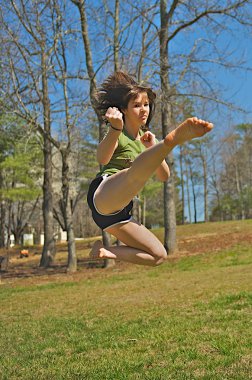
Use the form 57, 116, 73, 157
90, 220, 167, 266
95, 117, 213, 214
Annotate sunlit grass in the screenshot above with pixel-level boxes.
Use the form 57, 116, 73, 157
0, 221, 252, 379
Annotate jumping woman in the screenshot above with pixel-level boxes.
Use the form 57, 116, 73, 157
87, 72, 213, 266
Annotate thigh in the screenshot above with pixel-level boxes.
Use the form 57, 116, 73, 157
95, 169, 135, 214
87, 176, 133, 230
106, 219, 167, 258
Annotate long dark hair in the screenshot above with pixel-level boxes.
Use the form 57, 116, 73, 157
95, 71, 156, 128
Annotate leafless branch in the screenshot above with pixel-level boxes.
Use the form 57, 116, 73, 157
175, 92, 246, 113
167, 1, 250, 43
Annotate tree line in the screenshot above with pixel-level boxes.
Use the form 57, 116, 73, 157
0, 0, 251, 271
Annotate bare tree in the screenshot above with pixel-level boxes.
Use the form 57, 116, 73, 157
159, 0, 178, 252
211, 125, 252, 220
189, 137, 213, 222
1, 0, 57, 264
1, 0, 88, 271
71, 0, 114, 254
157, 0, 252, 250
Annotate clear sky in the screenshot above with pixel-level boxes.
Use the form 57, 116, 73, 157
217, 32, 252, 125
172, 13, 252, 133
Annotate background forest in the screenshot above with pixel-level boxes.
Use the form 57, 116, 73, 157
0, 0, 252, 272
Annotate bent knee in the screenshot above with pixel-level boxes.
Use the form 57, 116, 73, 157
152, 246, 167, 266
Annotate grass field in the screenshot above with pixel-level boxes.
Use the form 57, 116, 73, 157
0, 220, 252, 379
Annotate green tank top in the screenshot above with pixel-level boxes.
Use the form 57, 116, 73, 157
97, 129, 146, 177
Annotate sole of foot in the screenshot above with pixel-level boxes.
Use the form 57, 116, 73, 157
165, 117, 214, 146
89, 240, 103, 259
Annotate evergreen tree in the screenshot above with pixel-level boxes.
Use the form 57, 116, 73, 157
0, 114, 42, 246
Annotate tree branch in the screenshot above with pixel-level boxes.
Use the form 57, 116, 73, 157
167, 1, 250, 44
167, 0, 180, 22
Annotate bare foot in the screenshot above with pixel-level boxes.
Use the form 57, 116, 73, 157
89, 240, 116, 260
165, 117, 213, 146
89, 240, 103, 259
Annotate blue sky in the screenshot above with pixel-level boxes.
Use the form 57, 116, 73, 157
68, 1, 252, 132
168, 11, 252, 134
216, 33, 252, 124
170, 20, 252, 222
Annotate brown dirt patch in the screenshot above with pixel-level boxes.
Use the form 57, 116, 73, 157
178, 231, 252, 256
1, 222, 251, 286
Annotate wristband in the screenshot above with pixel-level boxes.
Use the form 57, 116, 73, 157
110, 124, 123, 132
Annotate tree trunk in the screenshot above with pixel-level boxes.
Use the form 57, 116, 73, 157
40, 50, 56, 267
0, 201, 5, 248
202, 156, 209, 222
102, 230, 114, 268
185, 159, 192, 223
179, 145, 185, 224
73, 0, 114, 259
189, 164, 197, 223
142, 195, 146, 226
114, 0, 120, 71
6, 203, 12, 249
61, 150, 77, 272
138, 195, 142, 224
132, 196, 141, 224
0, 171, 5, 247
66, 216, 77, 272
163, 169, 177, 251
234, 155, 245, 219
40, 137, 55, 266
159, 0, 176, 254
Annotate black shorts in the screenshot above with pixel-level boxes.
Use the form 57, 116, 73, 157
87, 175, 133, 230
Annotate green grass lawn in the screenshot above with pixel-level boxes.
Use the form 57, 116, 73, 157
0, 222, 252, 379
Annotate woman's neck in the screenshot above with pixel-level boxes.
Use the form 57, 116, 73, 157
124, 123, 141, 140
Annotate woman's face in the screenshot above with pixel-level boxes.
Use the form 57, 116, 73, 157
123, 92, 150, 128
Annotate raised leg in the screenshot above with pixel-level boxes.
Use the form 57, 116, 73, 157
90, 220, 167, 266
95, 117, 213, 214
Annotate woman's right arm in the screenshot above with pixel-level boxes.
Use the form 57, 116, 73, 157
96, 128, 121, 165
97, 107, 124, 165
